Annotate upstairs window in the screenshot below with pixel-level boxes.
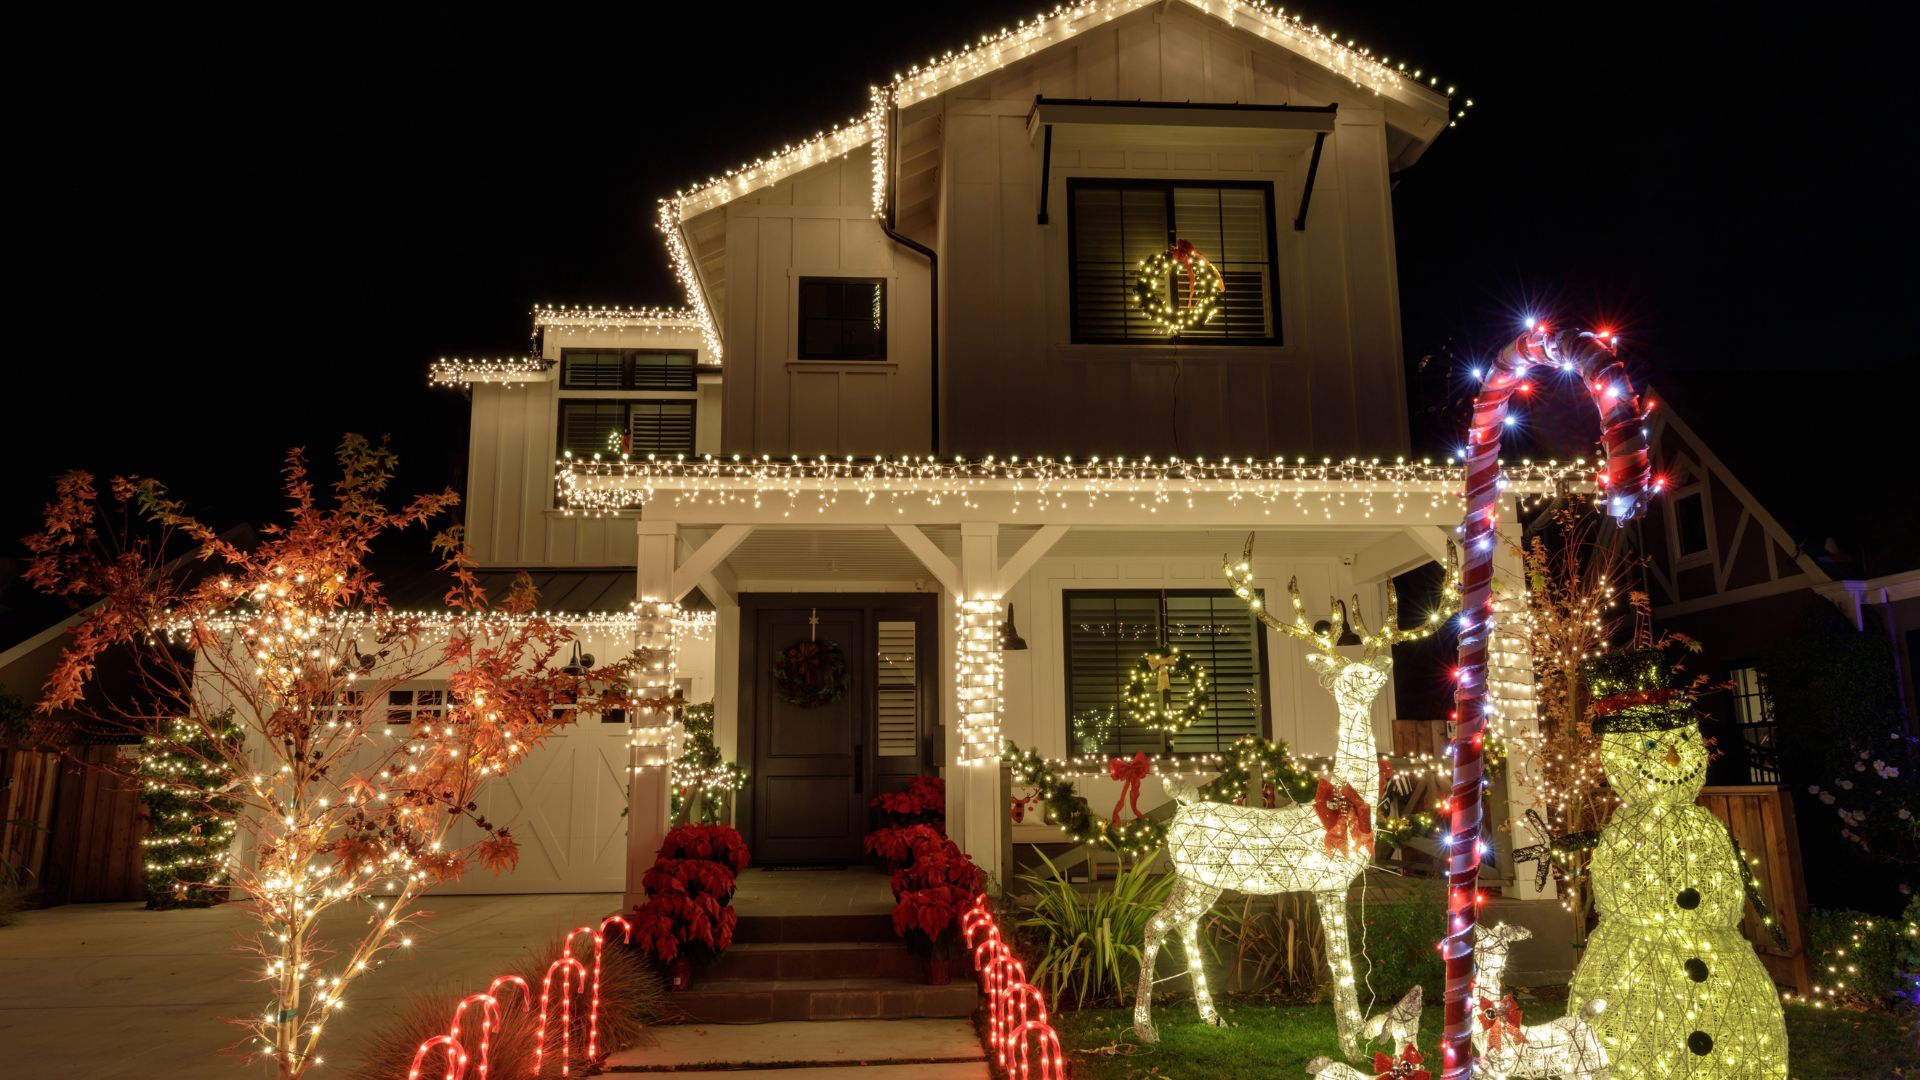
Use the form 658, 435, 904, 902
798, 277, 887, 360
1064, 590, 1268, 757
1068, 180, 1280, 344
560, 349, 696, 391
558, 400, 695, 458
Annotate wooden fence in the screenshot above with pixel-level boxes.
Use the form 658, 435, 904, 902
2, 749, 62, 887
1698, 784, 1813, 993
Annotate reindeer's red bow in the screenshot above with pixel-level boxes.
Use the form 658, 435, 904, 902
1109, 752, 1151, 826
1479, 994, 1527, 1052
1372, 1046, 1431, 1080
1314, 777, 1375, 858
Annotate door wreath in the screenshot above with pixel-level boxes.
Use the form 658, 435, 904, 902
773, 639, 849, 708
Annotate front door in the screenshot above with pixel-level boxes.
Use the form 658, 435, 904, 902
743, 595, 936, 864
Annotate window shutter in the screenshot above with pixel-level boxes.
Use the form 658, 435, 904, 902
561, 350, 625, 389
1163, 594, 1262, 753
558, 401, 628, 458
876, 621, 919, 757
1064, 594, 1167, 757
627, 401, 695, 456
1071, 187, 1171, 342
631, 351, 696, 390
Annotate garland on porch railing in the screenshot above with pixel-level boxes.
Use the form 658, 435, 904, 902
1003, 737, 1440, 858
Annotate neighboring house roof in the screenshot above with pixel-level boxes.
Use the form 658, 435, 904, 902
650, 0, 1464, 363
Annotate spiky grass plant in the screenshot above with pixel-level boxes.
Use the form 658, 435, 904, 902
1017, 851, 1177, 1008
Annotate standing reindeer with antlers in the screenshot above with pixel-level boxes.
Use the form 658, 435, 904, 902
1132, 535, 1459, 1058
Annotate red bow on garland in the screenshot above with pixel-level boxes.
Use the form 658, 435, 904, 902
1479, 994, 1528, 1052
1109, 752, 1152, 826
1313, 777, 1375, 858
1377, 754, 1395, 800
1372, 1046, 1431, 1080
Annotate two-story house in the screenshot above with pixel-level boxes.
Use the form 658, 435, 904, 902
429, 1, 1568, 914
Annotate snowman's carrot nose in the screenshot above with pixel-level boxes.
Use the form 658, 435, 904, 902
1664, 745, 1681, 766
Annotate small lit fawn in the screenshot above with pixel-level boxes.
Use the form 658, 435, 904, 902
1132, 536, 1458, 1058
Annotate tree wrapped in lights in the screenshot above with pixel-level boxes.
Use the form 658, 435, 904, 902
670, 703, 745, 826
22, 437, 654, 1079
1564, 647, 1788, 1078
138, 711, 243, 908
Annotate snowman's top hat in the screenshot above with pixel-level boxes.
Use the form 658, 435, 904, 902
1582, 648, 1696, 734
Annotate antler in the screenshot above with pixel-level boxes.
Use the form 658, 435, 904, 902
1347, 541, 1462, 660
1227, 535, 1463, 661
1224, 534, 1344, 650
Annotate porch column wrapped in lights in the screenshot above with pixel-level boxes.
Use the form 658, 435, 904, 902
1442, 323, 1653, 1080
628, 600, 684, 770
956, 598, 1005, 766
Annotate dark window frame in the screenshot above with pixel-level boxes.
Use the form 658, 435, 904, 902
1065, 177, 1284, 346
796, 276, 889, 361
1061, 588, 1272, 758
556, 398, 697, 459
559, 348, 698, 391
1728, 664, 1780, 784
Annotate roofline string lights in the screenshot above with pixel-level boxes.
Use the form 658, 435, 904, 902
555, 454, 1588, 518
654, 0, 1470, 360
427, 358, 553, 388
1440, 322, 1653, 1080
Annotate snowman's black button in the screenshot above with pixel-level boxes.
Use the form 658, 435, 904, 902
1685, 958, 1709, 982
1676, 888, 1702, 909
1688, 1030, 1714, 1056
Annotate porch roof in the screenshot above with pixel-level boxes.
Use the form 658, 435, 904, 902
558, 455, 1588, 527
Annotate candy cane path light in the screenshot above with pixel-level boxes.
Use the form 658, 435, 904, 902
1443, 323, 1652, 1080
960, 893, 1065, 1080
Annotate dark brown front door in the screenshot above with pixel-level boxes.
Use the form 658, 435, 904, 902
742, 595, 936, 864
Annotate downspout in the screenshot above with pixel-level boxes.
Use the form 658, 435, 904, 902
880, 99, 940, 455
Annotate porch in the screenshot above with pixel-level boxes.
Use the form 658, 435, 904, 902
590, 457, 1576, 906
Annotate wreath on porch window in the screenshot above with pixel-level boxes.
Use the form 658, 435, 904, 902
1125, 645, 1211, 731
773, 639, 849, 708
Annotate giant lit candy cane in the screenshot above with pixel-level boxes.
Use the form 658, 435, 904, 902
1442, 324, 1652, 1080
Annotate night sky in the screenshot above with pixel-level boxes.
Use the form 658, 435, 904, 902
9, 3, 1914, 593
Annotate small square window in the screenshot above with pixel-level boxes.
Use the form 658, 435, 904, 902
798, 278, 886, 360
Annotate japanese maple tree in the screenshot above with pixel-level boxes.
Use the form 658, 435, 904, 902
24, 435, 660, 1077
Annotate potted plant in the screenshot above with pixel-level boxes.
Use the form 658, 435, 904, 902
865, 776, 947, 871
631, 824, 750, 990
889, 835, 983, 985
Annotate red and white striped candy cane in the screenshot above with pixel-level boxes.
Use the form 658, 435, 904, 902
1441, 324, 1651, 1080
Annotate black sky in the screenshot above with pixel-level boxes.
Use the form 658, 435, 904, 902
9, 2, 1915, 576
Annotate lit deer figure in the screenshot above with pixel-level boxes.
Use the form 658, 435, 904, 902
1132, 535, 1458, 1056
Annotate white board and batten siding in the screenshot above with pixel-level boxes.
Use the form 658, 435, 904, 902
463, 327, 719, 569
711, 150, 934, 457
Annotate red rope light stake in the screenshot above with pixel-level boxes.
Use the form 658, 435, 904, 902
959, 893, 1065, 1080
536, 955, 589, 1077
1441, 324, 1651, 1080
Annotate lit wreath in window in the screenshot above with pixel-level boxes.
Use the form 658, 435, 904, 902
1125, 645, 1211, 731
1132, 239, 1225, 334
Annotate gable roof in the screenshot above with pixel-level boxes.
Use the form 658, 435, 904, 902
654, 0, 1465, 362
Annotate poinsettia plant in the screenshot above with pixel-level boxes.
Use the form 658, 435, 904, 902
631, 824, 750, 965
871, 775, 945, 826
889, 836, 982, 957
864, 822, 947, 871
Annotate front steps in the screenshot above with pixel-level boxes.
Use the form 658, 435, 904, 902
660, 911, 977, 1024
603, 1019, 986, 1074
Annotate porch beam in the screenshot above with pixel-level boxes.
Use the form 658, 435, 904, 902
996, 524, 1068, 595
1349, 526, 1451, 582
887, 524, 964, 598
670, 525, 753, 602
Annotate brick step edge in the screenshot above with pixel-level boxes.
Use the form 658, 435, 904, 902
662, 982, 980, 1023
706, 942, 923, 981
732, 913, 896, 944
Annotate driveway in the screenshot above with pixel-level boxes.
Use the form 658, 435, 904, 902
0, 892, 618, 1079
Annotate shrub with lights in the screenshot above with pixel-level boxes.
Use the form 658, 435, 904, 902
138, 711, 243, 909
670, 702, 746, 826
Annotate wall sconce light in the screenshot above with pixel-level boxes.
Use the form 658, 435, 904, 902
1000, 604, 1028, 651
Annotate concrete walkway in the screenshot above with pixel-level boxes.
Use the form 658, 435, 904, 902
605, 1019, 987, 1075
0, 893, 618, 1079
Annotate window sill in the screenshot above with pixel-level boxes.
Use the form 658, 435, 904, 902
786, 360, 900, 373
1049, 343, 1296, 363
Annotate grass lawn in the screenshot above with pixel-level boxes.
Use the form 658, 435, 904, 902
1053, 998, 1919, 1079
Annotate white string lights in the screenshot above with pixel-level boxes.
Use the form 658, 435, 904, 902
556, 455, 1583, 518
427, 357, 552, 388
956, 599, 1005, 767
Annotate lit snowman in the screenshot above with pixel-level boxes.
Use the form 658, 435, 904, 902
1563, 649, 1788, 1078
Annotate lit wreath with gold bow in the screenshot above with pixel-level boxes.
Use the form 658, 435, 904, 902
1132, 239, 1225, 334
1124, 645, 1210, 731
